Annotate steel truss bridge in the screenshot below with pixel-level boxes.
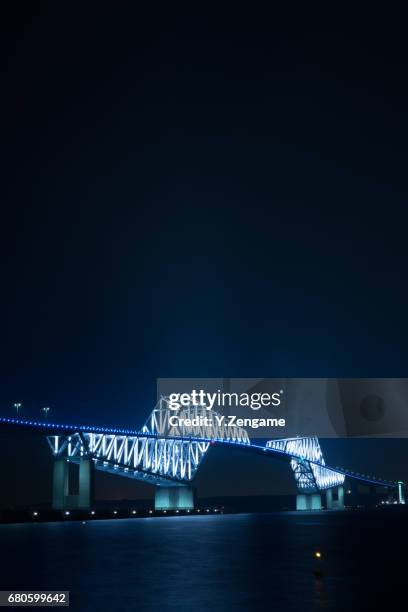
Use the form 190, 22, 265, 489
0, 398, 403, 503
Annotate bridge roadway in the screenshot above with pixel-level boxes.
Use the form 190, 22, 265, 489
0, 415, 398, 490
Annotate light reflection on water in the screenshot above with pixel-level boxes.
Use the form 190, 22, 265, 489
0, 512, 405, 611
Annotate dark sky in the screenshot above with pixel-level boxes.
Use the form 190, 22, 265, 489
1, 2, 408, 502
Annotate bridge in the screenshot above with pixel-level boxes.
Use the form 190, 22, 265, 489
0, 398, 405, 512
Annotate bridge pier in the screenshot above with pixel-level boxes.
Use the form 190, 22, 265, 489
52, 459, 94, 510
154, 485, 195, 511
296, 493, 322, 511
398, 481, 405, 504
326, 485, 345, 510
52, 459, 69, 509
78, 459, 94, 508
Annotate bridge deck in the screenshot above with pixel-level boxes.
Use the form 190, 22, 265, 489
0, 415, 398, 489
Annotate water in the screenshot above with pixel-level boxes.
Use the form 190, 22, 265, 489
0, 511, 406, 611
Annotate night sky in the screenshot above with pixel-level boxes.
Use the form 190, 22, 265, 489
2, 3, 408, 503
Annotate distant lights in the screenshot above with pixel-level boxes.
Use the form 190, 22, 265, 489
132, 510, 137, 515
64, 511, 70, 516
113, 510, 118, 515
90, 511, 95, 515
32, 511, 38, 517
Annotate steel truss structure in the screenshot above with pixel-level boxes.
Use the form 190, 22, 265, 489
0, 411, 398, 492
46, 400, 250, 487
47, 430, 209, 486
142, 397, 251, 444
266, 437, 345, 491
45, 402, 343, 491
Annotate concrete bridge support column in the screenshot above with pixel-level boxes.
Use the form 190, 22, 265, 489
296, 493, 322, 511
78, 459, 94, 509
398, 481, 405, 504
52, 458, 94, 510
155, 486, 195, 511
337, 485, 345, 509
52, 459, 69, 509
326, 486, 345, 510
326, 488, 333, 509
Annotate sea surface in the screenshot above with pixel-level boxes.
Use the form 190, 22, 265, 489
0, 511, 406, 611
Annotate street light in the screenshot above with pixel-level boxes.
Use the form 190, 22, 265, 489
42, 407, 50, 421
13, 403, 22, 417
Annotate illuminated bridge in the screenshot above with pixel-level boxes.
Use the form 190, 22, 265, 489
0, 398, 405, 512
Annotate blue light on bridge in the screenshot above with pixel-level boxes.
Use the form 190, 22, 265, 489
0, 413, 401, 492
